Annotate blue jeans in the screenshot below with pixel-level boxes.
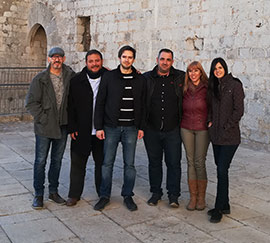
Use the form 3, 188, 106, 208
100, 126, 138, 198
34, 126, 68, 196
212, 144, 239, 210
143, 127, 182, 197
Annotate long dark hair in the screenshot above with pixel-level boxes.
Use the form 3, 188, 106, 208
207, 57, 228, 101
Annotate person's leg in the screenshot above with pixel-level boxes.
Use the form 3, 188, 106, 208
194, 130, 209, 210
181, 128, 197, 210
48, 126, 68, 194
99, 126, 121, 198
121, 126, 138, 197
214, 144, 239, 211
91, 135, 104, 196
143, 129, 163, 196
33, 135, 51, 196
68, 150, 88, 199
164, 127, 182, 199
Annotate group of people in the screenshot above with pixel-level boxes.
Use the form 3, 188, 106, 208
25, 45, 244, 224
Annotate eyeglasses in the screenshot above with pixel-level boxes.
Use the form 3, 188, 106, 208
50, 55, 63, 60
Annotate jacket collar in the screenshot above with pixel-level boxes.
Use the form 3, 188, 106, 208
151, 65, 177, 78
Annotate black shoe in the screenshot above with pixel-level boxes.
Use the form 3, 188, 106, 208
147, 193, 162, 206
169, 195, 179, 208
48, 193, 66, 205
207, 207, 231, 216
124, 196, 138, 211
209, 209, 223, 223
94, 197, 110, 211
32, 196, 43, 209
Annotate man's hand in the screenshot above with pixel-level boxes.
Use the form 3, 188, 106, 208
96, 130, 105, 140
208, 122, 213, 128
138, 130, 144, 139
70, 132, 78, 140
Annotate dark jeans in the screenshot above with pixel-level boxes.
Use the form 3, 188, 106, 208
212, 144, 239, 210
68, 135, 103, 198
143, 127, 182, 197
34, 126, 68, 196
100, 126, 138, 198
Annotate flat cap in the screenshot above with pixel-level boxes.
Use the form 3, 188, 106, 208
48, 47, 65, 57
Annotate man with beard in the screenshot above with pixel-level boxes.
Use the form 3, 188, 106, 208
26, 47, 75, 209
66, 50, 108, 206
143, 49, 185, 208
93, 45, 146, 212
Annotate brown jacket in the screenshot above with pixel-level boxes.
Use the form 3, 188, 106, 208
181, 82, 208, 131
208, 73, 244, 145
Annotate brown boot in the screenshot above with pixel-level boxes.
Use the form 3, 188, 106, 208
186, 179, 197, 211
196, 180, 207, 210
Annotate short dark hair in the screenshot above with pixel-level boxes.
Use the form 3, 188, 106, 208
118, 45, 136, 59
85, 49, 103, 62
158, 48, 174, 59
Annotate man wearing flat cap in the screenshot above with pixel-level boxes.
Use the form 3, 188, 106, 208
26, 47, 75, 209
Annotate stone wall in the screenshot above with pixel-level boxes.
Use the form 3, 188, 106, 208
0, 0, 270, 150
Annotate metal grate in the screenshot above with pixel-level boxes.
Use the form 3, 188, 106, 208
0, 67, 45, 115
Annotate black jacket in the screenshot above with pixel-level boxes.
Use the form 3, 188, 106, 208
67, 66, 107, 156
94, 66, 146, 130
208, 73, 244, 145
143, 66, 185, 127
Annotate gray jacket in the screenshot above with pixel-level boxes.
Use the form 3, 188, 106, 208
25, 64, 75, 139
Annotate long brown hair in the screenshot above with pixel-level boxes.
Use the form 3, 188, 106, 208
183, 61, 208, 94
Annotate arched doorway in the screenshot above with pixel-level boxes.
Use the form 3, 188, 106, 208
28, 24, 47, 67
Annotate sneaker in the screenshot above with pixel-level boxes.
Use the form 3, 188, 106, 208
147, 193, 162, 206
48, 193, 66, 205
169, 195, 179, 208
94, 197, 110, 211
32, 196, 43, 209
209, 209, 222, 223
207, 207, 231, 216
124, 196, 138, 211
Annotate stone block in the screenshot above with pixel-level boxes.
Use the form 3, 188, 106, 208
2, 217, 75, 243
63, 214, 140, 243
211, 225, 270, 243
251, 48, 266, 58
127, 215, 215, 243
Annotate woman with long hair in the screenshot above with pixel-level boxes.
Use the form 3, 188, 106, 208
181, 61, 209, 211
207, 57, 244, 223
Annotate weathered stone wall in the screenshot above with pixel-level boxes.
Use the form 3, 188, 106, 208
0, 0, 31, 66
0, 0, 270, 150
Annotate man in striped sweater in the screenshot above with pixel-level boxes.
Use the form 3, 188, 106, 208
94, 45, 146, 212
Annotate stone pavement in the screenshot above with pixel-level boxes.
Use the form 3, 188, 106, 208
0, 121, 269, 243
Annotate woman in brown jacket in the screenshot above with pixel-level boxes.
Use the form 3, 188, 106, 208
181, 61, 209, 211
207, 57, 244, 223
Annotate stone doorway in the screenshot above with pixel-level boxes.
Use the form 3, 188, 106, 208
28, 24, 47, 67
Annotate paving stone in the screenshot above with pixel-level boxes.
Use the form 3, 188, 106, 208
210, 225, 270, 243
0, 193, 33, 216
0, 210, 53, 225
10, 169, 32, 181
243, 216, 270, 235
53, 237, 83, 243
2, 217, 75, 243
0, 183, 29, 197
63, 214, 141, 243
126, 215, 215, 243
103, 197, 167, 228
0, 227, 11, 243
0, 161, 32, 171
51, 202, 98, 221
